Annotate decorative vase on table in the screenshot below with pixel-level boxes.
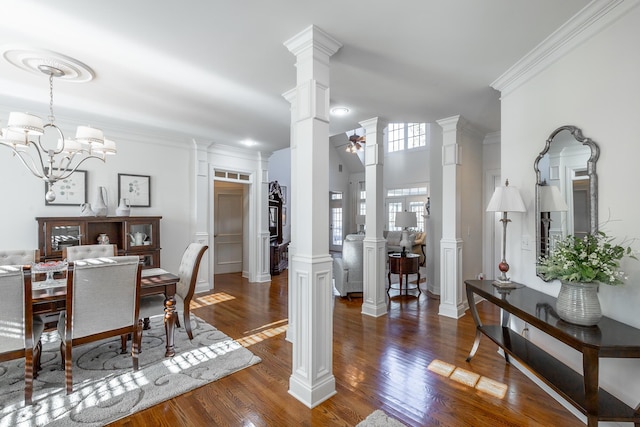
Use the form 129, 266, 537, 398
116, 198, 131, 217
93, 186, 108, 217
555, 281, 602, 326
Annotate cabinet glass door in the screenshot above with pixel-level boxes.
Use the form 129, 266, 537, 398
51, 225, 82, 252
127, 222, 153, 248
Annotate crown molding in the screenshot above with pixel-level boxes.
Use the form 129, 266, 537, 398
491, 0, 639, 96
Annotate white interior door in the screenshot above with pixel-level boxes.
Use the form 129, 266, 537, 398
214, 184, 243, 274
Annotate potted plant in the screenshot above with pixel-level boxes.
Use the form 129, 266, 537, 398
537, 231, 636, 326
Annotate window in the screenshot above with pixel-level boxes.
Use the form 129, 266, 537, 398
388, 123, 404, 153
388, 123, 427, 152
331, 208, 343, 245
358, 181, 366, 216
388, 202, 403, 231
386, 185, 429, 232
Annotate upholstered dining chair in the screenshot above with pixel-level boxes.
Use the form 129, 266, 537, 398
57, 256, 142, 394
0, 265, 44, 405
0, 249, 40, 266
139, 243, 208, 341
63, 244, 117, 261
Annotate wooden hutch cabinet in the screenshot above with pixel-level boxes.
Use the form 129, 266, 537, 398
36, 216, 162, 269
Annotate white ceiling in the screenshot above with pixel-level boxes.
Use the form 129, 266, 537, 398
0, 0, 589, 154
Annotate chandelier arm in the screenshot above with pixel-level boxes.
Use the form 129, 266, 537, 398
54, 155, 106, 181
0, 144, 49, 179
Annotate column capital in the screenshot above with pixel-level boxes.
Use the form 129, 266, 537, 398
284, 25, 342, 58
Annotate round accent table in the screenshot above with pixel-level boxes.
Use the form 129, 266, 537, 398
387, 253, 421, 296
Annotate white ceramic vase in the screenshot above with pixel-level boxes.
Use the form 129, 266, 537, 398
555, 281, 602, 326
116, 198, 131, 216
93, 186, 108, 217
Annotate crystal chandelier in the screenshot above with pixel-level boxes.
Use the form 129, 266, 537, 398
0, 58, 116, 202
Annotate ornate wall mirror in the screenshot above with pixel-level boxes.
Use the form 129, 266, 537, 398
534, 125, 599, 278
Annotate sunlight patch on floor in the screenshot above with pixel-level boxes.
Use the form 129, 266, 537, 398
427, 359, 508, 399
236, 324, 288, 348
191, 292, 236, 308
244, 318, 288, 335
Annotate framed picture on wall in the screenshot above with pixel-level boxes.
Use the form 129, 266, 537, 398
118, 173, 151, 207
44, 169, 87, 206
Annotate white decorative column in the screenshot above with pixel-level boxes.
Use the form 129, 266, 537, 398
437, 116, 465, 319
282, 87, 297, 343
193, 140, 212, 293
360, 117, 388, 317
284, 25, 342, 408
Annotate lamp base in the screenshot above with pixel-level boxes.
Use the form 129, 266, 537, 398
399, 229, 412, 255
492, 279, 516, 289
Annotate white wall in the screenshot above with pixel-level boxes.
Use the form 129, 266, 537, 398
383, 144, 429, 192
0, 114, 192, 274
501, 4, 640, 414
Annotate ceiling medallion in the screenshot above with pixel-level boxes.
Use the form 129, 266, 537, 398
2, 47, 95, 82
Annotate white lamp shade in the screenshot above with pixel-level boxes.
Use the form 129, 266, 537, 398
92, 138, 117, 155
539, 185, 568, 212
395, 211, 417, 228
486, 181, 526, 213
76, 125, 104, 144
356, 214, 366, 225
1, 127, 28, 146
8, 112, 44, 135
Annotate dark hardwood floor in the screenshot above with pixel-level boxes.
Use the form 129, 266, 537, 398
110, 272, 583, 427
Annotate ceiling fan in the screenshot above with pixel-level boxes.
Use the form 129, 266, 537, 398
346, 131, 365, 153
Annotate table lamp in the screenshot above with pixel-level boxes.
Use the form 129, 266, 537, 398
486, 179, 526, 284
539, 183, 568, 254
395, 211, 417, 256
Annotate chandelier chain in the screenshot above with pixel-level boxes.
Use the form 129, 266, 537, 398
48, 72, 55, 124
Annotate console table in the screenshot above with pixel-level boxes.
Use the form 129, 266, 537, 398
465, 279, 640, 427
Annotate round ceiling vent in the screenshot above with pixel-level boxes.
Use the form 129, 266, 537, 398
2, 47, 95, 82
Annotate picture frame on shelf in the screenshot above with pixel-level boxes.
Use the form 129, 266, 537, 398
118, 173, 151, 207
44, 169, 87, 206
281, 186, 287, 205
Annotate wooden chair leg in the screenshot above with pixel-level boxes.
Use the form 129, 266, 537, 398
33, 339, 42, 379
120, 335, 128, 354
65, 340, 73, 394
132, 320, 142, 371
24, 348, 34, 405
184, 310, 193, 340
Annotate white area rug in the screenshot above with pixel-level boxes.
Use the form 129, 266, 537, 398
0, 315, 261, 426
357, 410, 408, 427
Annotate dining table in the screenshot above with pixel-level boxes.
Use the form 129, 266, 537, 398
31, 267, 181, 357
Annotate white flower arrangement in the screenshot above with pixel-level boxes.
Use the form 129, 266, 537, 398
537, 231, 636, 285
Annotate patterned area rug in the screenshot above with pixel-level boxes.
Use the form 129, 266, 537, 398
357, 410, 408, 427
0, 315, 261, 426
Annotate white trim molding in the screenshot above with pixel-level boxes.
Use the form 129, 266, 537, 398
492, 0, 639, 96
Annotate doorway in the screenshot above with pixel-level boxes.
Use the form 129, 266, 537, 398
214, 182, 245, 274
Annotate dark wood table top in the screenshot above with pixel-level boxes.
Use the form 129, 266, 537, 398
465, 279, 640, 355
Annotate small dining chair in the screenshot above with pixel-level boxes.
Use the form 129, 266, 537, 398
63, 244, 117, 261
0, 265, 44, 405
0, 249, 40, 266
58, 256, 142, 394
139, 243, 208, 340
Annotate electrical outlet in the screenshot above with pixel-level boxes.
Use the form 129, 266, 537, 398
521, 235, 531, 251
